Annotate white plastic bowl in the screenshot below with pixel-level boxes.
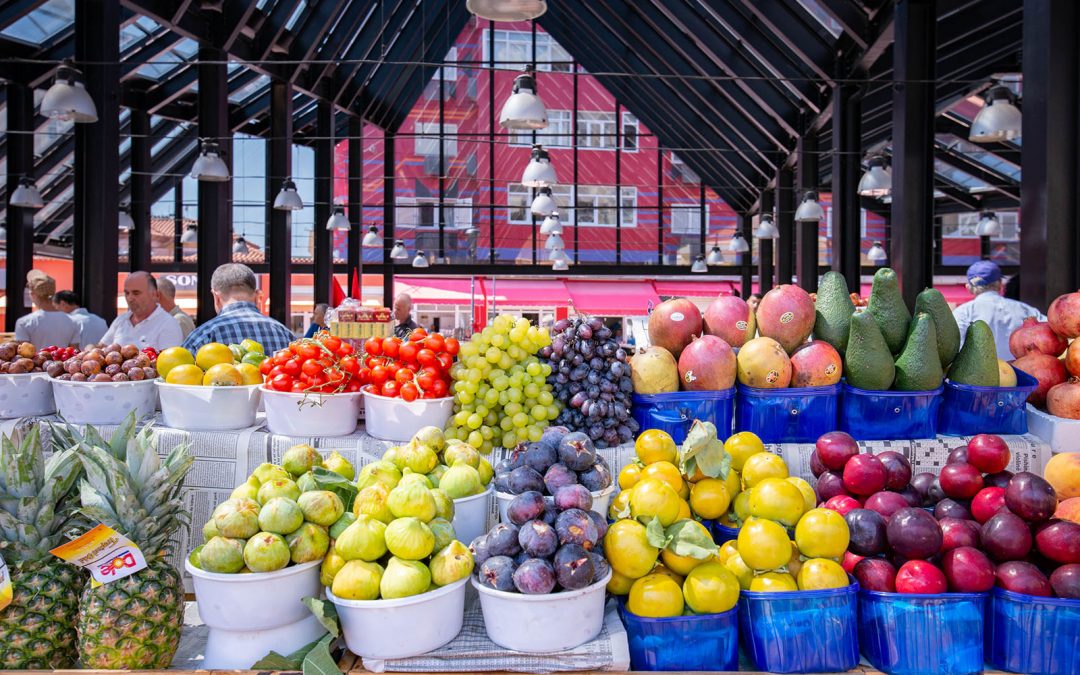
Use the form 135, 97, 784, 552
452, 484, 494, 545
157, 381, 262, 431
51, 377, 158, 425
262, 387, 363, 437
0, 372, 56, 418
472, 570, 612, 652
185, 558, 323, 631
203, 613, 326, 670
496, 484, 616, 524
327, 576, 468, 659
363, 391, 454, 442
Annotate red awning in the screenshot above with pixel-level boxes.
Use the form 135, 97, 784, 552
480, 278, 571, 308
653, 280, 739, 298
394, 277, 480, 305
565, 280, 661, 316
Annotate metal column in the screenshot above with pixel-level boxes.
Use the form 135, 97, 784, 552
196, 44, 231, 325
890, 0, 936, 309
383, 135, 396, 306
1021, 0, 1080, 306
832, 82, 863, 292
73, 0, 120, 321
348, 118, 363, 292
796, 133, 820, 292
5, 83, 34, 331
129, 103, 152, 272
313, 101, 333, 306
758, 190, 775, 294
776, 167, 795, 285
740, 214, 753, 298
266, 79, 293, 325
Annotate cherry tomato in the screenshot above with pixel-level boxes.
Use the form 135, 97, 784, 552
298, 344, 320, 361
416, 348, 437, 367
336, 342, 354, 357
431, 379, 448, 397
282, 359, 302, 377
416, 371, 435, 391
364, 338, 382, 356
345, 378, 362, 392
271, 374, 293, 391
399, 342, 418, 363
386, 361, 402, 377
425, 334, 445, 353
322, 336, 342, 353
400, 382, 419, 402
444, 337, 460, 356
382, 338, 401, 359
381, 380, 400, 398
357, 367, 371, 384
259, 359, 274, 376
302, 360, 324, 377
370, 365, 388, 384
340, 356, 360, 376
435, 353, 454, 372
327, 370, 345, 386
362, 383, 379, 394
395, 367, 415, 384
409, 327, 427, 341
291, 382, 306, 393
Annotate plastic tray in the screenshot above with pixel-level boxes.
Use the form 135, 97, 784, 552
737, 580, 859, 673
735, 382, 840, 443
859, 589, 986, 674
938, 367, 1038, 436
1026, 403, 1080, 454
839, 382, 943, 441
985, 586, 1080, 675
262, 388, 363, 437
618, 599, 738, 671
631, 389, 735, 444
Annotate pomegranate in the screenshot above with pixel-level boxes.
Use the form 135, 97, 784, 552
1008, 317, 1068, 358
755, 284, 815, 353
1047, 379, 1080, 420
702, 295, 756, 348
677, 335, 736, 391
1012, 352, 1068, 406
1067, 340, 1080, 378
647, 298, 702, 359
789, 341, 842, 387
1048, 290, 1080, 339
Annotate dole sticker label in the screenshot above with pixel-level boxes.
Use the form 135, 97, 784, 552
766, 370, 780, 383
825, 364, 838, 375
0, 553, 11, 612
50, 524, 147, 588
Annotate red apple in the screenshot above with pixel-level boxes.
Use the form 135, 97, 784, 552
816, 431, 860, 471
843, 454, 888, 496
876, 451, 912, 491
970, 487, 1007, 523
995, 561, 1052, 596
842, 551, 865, 574
939, 463, 985, 500
967, 434, 1011, 474
942, 546, 996, 592
864, 491, 910, 521
939, 517, 982, 552
823, 494, 861, 517
895, 560, 948, 594
853, 558, 897, 592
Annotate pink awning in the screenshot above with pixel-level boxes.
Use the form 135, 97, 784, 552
480, 278, 571, 307
394, 277, 479, 305
565, 280, 661, 316
653, 280, 739, 298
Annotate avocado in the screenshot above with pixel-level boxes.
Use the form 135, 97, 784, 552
948, 320, 1000, 387
814, 271, 856, 355
914, 288, 961, 369
866, 267, 912, 355
893, 313, 945, 391
844, 311, 896, 391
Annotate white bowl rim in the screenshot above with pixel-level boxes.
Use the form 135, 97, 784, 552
51, 376, 158, 387
260, 385, 363, 398
325, 574, 468, 608
496, 483, 615, 500
184, 556, 322, 581
156, 380, 263, 391
0, 371, 50, 379
471, 569, 612, 601
363, 390, 453, 403
453, 483, 494, 503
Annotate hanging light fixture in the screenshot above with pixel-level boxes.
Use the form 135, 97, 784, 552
531, 186, 557, 216
867, 241, 888, 264
40, 61, 98, 123
706, 245, 724, 265
858, 155, 892, 197
545, 233, 565, 250
326, 205, 350, 231
794, 191, 825, 222
539, 211, 562, 235
464, 224, 479, 236
191, 140, 230, 181
754, 213, 779, 239
727, 233, 750, 254
273, 178, 303, 210
500, 66, 548, 130
232, 236, 248, 255
412, 251, 430, 268
390, 240, 409, 259
10, 177, 44, 209
362, 225, 380, 247
118, 204, 134, 232
691, 255, 708, 273
552, 257, 569, 271
521, 144, 557, 187
550, 248, 569, 262
180, 224, 198, 243
976, 211, 1001, 237
970, 86, 1022, 143
467, 0, 547, 21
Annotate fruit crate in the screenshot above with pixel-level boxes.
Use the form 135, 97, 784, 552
631, 388, 735, 444
938, 367, 1038, 436
839, 382, 943, 441
618, 599, 738, 671
735, 382, 840, 443
985, 586, 1080, 675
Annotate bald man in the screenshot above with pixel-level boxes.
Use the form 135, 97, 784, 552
393, 293, 419, 339
100, 271, 183, 350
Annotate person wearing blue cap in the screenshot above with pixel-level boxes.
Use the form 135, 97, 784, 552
953, 260, 1046, 360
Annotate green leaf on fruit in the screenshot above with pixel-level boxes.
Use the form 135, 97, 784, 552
665, 519, 719, 559
311, 466, 358, 512
302, 633, 342, 675
303, 596, 341, 637
645, 516, 672, 549
679, 421, 731, 479
252, 636, 322, 670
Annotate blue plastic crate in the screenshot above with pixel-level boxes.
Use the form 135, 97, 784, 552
938, 367, 1038, 436
631, 389, 735, 444
985, 586, 1080, 675
737, 581, 859, 673
711, 521, 740, 544
859, 589, 986, 674
618, 600, 738, 671
839, 382, 943, 441
735, 382, 840, 443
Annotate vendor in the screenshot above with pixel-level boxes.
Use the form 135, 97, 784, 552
952, 260, 1046, 360
304, 303, 329, 338
393, 293, 419, 338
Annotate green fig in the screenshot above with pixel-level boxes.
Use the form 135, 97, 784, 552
357, 460, 402, 491
387, 482, 437, 522
413, 426, 446, 453
321, 550, 346, 587
282, 444, 324, 477
297, 490, 345, 527
380, 557, 431, 599
329, 511, 357, 539
296, 472, 318, 493
199, 536, 246, 574
430, 540, 474, 586
324, 451, 356, 481
252, 463, 291, 484
353, 483, 395, 524
428, 517, 456, 553
439, 464, 484, 499
286, 523, 330, 564
334, 515, 388, 562
332, 560, 383, 600
443, 443, 480, 469
399, 471, 433, 489
427, 464, 448, 488
213, 498, 261, 539
243, 532, 291, 573
257, 478, 301, 505
383, 517, 435, 561
258, 497, 304, 535
430, 488, 455, 521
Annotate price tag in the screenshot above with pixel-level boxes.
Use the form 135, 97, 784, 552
50, 524, 147, 588
0, 553, 11, 612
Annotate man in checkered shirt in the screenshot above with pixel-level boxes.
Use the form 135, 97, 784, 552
183, 263, 297, 355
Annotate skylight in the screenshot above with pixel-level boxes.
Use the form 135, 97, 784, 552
1, 0, 73, 45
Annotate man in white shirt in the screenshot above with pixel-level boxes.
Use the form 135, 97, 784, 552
953, 260, 1047, 361
53, 290, 108, 347
14, 270, 79, 348
100, 271, 183, 350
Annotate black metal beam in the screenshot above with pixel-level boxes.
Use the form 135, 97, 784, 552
196, 44, 230, 325
933, 141, 1020, 201
313, 100, 333, 306
383, 133, 395, 307
334, 0, 413, 110
831, 82, 862, 291
776, 167, 795, 284
348, 117, 363, 290
758, 191, 775, 294
267, 78, 293, 325
739, 214, 753, 298
816, 0, 870, 48
796, 131, 820, 293
129, 102, 153, 272
73, 0, 121, 322
301, 1, 375, 94
251, 0, 303, 64
286, 0, 345, 84
890, 0, 936, 309
5, 81, 34, 331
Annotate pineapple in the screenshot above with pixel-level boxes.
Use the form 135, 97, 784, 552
0, 426, 84, 669
66, 415, 194, 669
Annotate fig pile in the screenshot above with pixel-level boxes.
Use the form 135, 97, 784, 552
45, 343, 158, 382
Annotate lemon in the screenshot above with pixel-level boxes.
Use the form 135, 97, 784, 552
240, 339, 264, 354
690, 478, 731, 519
724, 431, 765, 471
203, 363, 244, 386
196, 342, 235, 370
737, 517, 791, 571
683, 562, 740, 613
749, 571, 798, 592
741, 452, 789, 489
166, 363, 204, 386
236, 362, 262, 386
156, 346, 195, 378
627, 574, 684, 618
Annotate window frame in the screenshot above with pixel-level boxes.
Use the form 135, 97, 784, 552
621, 111, 639, 152
413, 121, 458, 158
669, 202, 707, 236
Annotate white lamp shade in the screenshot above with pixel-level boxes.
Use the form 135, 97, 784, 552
545, 233, 565, 250
552, 257, 569, 271
727, 233, 750, 254
464, 224, 479, 236
118, 208, 134, 232
466, 0, 547, 21
550, 248, 569, 262
191, 140, 230, 181
795, 191, 825, 222
531, 187, 557, 216
500, 69, 547, 130
326, 206, 350, 231
970, 87, 1022, 143
10, 178, 44, 209
706, 246, 724, 265
40, 65, 97, 123
273, 179, 303, 210
691, 256, 708, 273
858, 157, 892, 197
390, 240, 409, 259
539, 212, 562, 235
522, 145, 557, 187
976, 212, 1001, 237
867, 242, 888, 263
180, 226, 198, 243
233, 237, 248, 255
754, 215, 779, 239
362, 226, 380, 247
412, 251, 430, 268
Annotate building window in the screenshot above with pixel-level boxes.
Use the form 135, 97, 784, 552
483, 29, 572, 72
436, 47, 458, 81
670, 152, 699, 183
622, 111, 639, 151
508, 183, 574, 224
670, 204, 706, 235
577, 111, 617, 149
510, 110, 572, 147
945, 211, 1020, 240
576, 185, 637, 227
414, 122, 458, 158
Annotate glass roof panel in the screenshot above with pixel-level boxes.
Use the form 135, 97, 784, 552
1, 0, 73, 45
937, 134, 1021, 182
230, 74, 270, 104
120, 16, 160, 52
286, 2, 308, 31
795, 0, 843, 39
934, 159, 988, 190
